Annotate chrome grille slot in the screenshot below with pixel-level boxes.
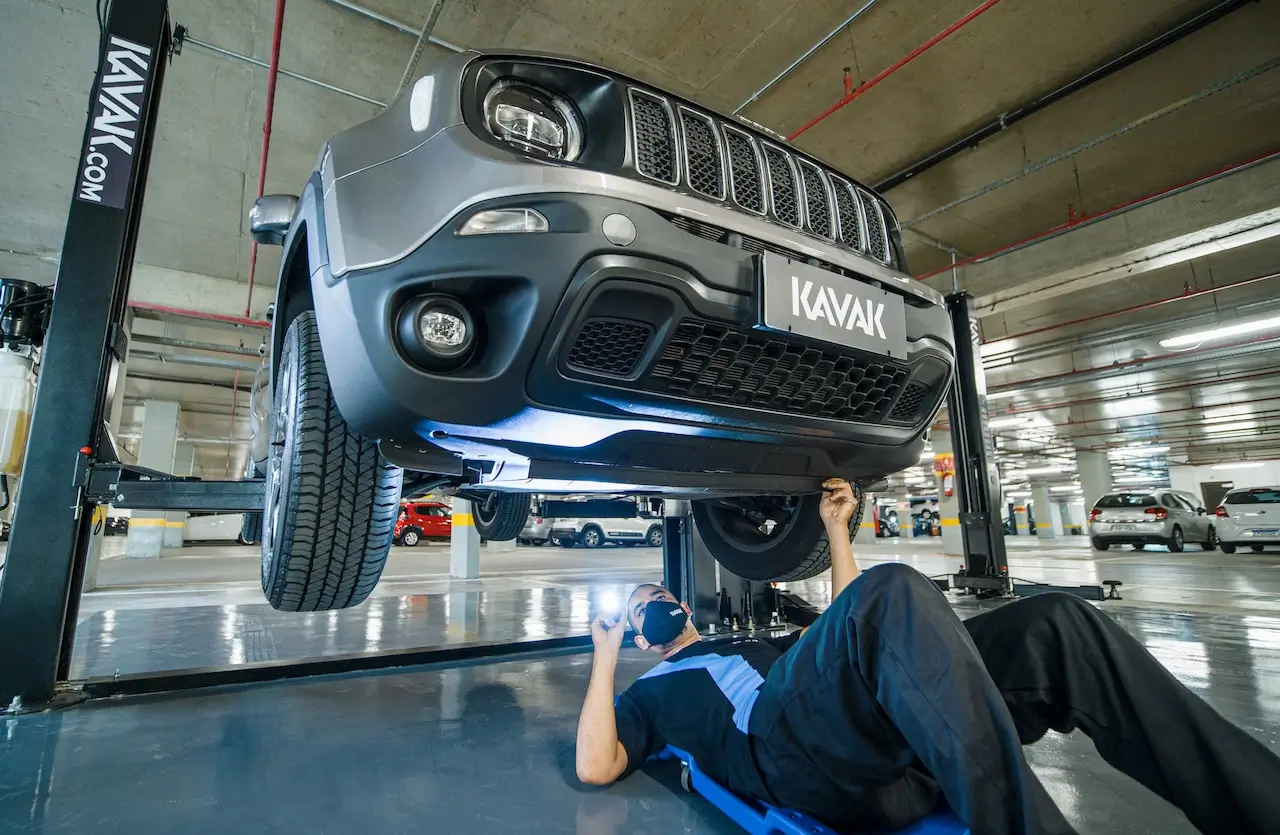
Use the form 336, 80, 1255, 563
830, 177, 865, 252
858, 187, 890, 264
762, 144, 801, 228
797, 159, 833, 240
629, 90, 678, 184
722, 126, 765, 214
678, 108, 725, 200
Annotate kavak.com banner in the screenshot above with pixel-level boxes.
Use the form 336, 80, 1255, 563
74, 35, 156, 210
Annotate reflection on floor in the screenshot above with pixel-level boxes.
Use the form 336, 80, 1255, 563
7, 608, 1280, 834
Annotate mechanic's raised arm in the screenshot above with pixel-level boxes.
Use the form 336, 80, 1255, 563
822, 478, 861, 601
575, 616, 630, 785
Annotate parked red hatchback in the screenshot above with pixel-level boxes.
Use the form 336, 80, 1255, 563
394, 502, 452, 546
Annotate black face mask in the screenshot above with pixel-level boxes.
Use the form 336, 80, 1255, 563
641, 600, 689, 646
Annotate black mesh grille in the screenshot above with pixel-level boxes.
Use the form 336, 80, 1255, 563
763, 146, 801, 227
888, 382, 927, 422
831, 179, 865, 251
859, 188, 890, 263
679, 110, 724, 200
646, 319, 909, 422
566, 319, 653, 377
723, 128, 764, 213
798, 161, 832, 239
631, 92, 676, 183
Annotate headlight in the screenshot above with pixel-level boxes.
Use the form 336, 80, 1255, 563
484, 80, 583, 161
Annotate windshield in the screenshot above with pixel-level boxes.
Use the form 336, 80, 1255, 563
1095, 493, 1157, 509
1224, 488, 1280, 505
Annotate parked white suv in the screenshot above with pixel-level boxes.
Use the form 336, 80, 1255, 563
1088, 489, 1215, 552
551, 513, 663, 548
1214, 486, 1280, 554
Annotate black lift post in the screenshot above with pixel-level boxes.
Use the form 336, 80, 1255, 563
944, 293, 1011, 598
0, 0, 174, 706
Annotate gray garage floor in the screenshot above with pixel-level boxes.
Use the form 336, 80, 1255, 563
3, 540, 1279, 833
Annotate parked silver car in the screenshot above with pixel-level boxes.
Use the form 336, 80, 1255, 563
1214, 486, 1280, 554
518, 513, 557, 546
1088, 489, 1216, 552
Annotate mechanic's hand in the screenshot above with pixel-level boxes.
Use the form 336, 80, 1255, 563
819, 478, 857, 532
591, 615, 627, 657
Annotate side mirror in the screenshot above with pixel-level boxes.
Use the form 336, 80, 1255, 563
249, 194, 299, 245
1197, 507, 1207, 515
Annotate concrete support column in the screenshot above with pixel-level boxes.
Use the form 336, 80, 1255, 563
854, 494, 877, 545
896, 499, 914, 539
934, 437, 963, 556
124, 400, 179, 558
449, 497, 480, 579
1031, 484, 1063, 539
1013, 503, 1030, 536
84, 312, 132, 589
1077, 451, 1113, 515
163, 442, 197, 548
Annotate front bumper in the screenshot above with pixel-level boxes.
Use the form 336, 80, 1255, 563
308, 153, 952, 494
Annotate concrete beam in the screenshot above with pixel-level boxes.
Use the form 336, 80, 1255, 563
130, 264, 273, 320
953, 156, 1280, 317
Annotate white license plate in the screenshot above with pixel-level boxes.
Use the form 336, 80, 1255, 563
1253, 529, 1279, 536
758, 252, 908, 359
1110, 524, 1137, 532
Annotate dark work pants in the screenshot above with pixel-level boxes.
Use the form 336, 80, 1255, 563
748, 563, 1280, 834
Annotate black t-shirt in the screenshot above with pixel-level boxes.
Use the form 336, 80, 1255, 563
614, 632, 803, 798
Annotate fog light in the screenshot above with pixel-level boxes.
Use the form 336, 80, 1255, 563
458, 208, 548, 236
419, 308, 467, 349
397, 295, 476, 371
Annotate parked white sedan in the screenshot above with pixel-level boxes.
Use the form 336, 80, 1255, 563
1215, 486, 1280, 553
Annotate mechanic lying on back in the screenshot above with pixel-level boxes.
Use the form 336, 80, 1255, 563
575, 478, 1280, 835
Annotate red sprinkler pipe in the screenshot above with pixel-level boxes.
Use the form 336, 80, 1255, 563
245, 0, 288, 319
788, 0, 1005, 141
127, 300, 270, 329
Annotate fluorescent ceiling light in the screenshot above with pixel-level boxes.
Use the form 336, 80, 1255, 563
1211, 462, 1266, 470
1203, 420, 1258, 436
1113, 474, 1166, 484
1108, 445, 1170, 458
980, 338, 1015, 358
1050, 485, 1082, 493
1006, 491, 1031, 498
988, 415, 1029, 430
1158, 315, 1280, 348
987, 389, 1022, 401
984, 356, 1014, 369
1022, 465, 1073, 476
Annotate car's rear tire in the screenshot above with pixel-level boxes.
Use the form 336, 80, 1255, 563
581, 525, 604, 549
1203, 527, 1217, 550
1220, 542, 1237, 554
471, 493, 530, 542
691, 488, 864, 582
1091, 538, 1110, 551
1132, 543, 1145, 551
261, 311, 403, 612
400, 528, 421, 547
646, 525, 663, 547
1252, 544, 1265, 553
1167, 526, 1184, 553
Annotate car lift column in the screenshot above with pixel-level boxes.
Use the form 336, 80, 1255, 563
0, 0, 171, 705
944, 293, 1010, 597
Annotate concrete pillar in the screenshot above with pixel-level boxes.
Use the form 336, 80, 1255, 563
934, 436, 963, 556
164, 442, 197, 547
854, 494, 877, 545
449, 497, 480, 579
124, 400, 179, 558
1077, 451, 1113, 516
84, 312, 132, 589
896, 499, 914, 539
1013, 503, 1030, 536
1031, 484, 1064, 539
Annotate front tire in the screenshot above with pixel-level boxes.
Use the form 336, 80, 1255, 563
400, 529, 421, 547
581, 525, 604, 549
471, 493, 530, 542
1091, 538, 1111, 551
646, 525, 663, 547
692, 488, 864, 582
261, 312, 403, 612
1167, 526, 1184, 553
1203, 527, 1217, 550
1253, 545, 1265, 553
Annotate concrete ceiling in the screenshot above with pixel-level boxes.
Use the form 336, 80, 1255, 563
3, 0, 1279, 478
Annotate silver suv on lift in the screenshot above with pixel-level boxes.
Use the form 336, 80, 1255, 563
247, 50, 955, 611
